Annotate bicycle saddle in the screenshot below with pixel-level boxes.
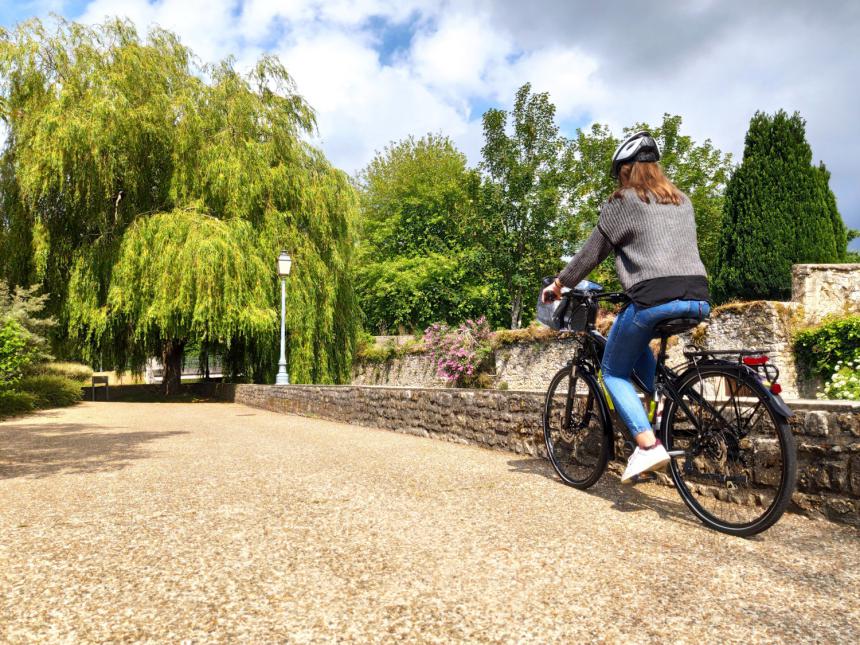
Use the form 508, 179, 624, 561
653, 317, 706, 336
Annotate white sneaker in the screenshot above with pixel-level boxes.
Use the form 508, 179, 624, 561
621, 441, 671, 484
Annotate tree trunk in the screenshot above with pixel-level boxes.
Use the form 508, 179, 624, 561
510, 289, 523, 330
161, 339, 186, 396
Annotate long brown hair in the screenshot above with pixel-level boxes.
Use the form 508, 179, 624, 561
611, 162, 683, 205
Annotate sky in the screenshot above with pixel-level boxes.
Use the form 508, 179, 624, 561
2, 0, 859, 248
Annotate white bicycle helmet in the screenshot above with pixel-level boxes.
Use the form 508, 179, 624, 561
611, 130, 661, 178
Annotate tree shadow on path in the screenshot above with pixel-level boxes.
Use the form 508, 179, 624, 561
0, 419, 187, 480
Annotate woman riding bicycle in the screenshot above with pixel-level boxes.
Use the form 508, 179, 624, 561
542, 131, 711, 484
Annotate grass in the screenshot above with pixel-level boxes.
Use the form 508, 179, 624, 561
27, 361, 94, 382
356, 336, 426, 363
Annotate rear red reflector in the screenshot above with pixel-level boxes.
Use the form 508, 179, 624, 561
770, 383, 782, 395
743, 355, 769, 366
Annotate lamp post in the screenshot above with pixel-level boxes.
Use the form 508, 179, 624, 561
276, 250, 292, 385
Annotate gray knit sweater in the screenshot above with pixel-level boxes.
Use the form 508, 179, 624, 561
558, 190, 707, 294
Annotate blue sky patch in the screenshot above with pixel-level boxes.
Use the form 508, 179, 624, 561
0, 1, 90, 28
365, 12, 421, 67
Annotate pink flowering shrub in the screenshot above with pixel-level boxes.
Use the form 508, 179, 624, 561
423, 317, 493, 384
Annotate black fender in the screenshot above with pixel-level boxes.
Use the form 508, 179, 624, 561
675, 362, 794, 420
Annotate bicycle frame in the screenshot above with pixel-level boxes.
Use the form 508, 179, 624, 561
565, 290, 792, 454
547, 289, 798, 535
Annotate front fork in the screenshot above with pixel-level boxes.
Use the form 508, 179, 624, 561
561, 361, 579, 431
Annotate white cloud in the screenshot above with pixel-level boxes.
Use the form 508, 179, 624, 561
81, 0, 238, 64
409, 12, 511, 96
488, 46, 604, 121
278, 25, 478, 171
15, 0, 860, 237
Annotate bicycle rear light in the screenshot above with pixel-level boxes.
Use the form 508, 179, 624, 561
742, 355, 769, 366
770, 383, 782, 395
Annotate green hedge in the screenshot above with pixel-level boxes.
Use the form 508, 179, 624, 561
0, 390, 37, 418
794, 315, 860, 379
0, 372, 86, 419
17, 375, 83, 408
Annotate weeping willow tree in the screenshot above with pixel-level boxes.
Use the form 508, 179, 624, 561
0, 18, 359, 392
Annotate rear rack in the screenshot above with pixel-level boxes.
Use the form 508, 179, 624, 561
683, 346, 780, 384
683, 347, 770, 359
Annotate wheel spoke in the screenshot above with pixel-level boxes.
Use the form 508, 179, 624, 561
663, 366, 795, 535
543, 369, 608, 489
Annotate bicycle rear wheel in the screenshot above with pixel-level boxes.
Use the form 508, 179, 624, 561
543, 366, 611, 489
661, 364, 796, 536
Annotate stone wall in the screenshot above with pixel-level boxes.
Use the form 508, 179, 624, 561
665, 301, 805, 398
352, 352, 446, 387
792, 263, 860, 323
195, 383, 860, 527
353, 335, 584, 390
354, 265, 860, 396
492, 336, 580, 390
354, 311, 800, 395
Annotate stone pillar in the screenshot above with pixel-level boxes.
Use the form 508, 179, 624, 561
792, 263, 860, 324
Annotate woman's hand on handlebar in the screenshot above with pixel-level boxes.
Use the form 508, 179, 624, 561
542, 278, 562, 304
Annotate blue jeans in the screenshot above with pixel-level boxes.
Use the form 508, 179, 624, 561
601, 299, 711, 437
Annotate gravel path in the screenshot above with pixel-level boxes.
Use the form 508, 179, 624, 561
1, 401, 858, 643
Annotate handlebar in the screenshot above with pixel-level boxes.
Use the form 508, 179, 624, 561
545, 288, 629, 305
571, 290, 629, 304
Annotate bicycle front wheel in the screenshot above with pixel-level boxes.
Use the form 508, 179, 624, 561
661, 364, 796, 537
543, 366, 611, 489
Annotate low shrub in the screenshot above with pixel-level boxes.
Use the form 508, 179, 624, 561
794, 315, 860, 380
423, 317, 493, 384
355, 334, 426, 363
17, 375, 82, 408
821, 358, 860, 401
28, 361, 93, 382
492, 323, 559, 347
0, 389, 37, 418
358, 339, 398, 363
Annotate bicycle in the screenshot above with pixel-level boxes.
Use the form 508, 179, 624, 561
541, 282, 797, 537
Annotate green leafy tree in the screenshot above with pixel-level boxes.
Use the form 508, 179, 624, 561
475, 83, 568, 329
0, 281, 53, 364
355, 134, 503, 332
714, 110, 847, 301
560, 123, 621, 289
0, 19, 359, 392
0, 318, 34, 388
0, 280, 53, 387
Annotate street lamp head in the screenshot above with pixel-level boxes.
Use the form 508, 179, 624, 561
277, 250, 292, 277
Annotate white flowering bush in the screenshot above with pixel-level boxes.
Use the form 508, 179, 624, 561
819, 356, 860, 401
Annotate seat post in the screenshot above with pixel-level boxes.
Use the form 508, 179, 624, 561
657, 335, 669, 366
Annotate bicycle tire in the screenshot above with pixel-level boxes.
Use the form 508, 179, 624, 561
543, 365, 611, 489
661, 363, 796, 537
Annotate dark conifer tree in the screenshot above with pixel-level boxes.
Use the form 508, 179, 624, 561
714, 110, 846, 301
